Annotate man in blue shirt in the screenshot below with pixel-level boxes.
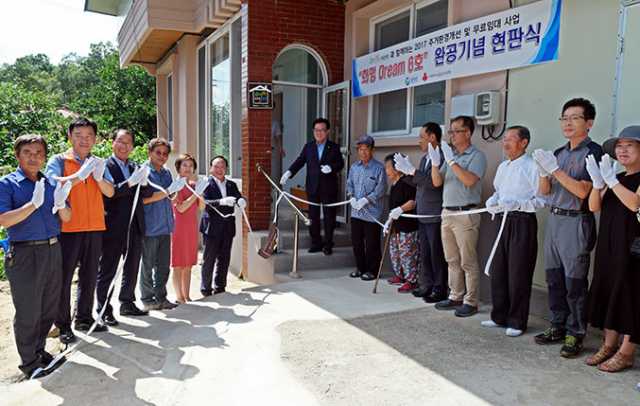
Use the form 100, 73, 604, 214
346, 135, 386, 281
140, 138, 186, 310
0, 134, 71, 379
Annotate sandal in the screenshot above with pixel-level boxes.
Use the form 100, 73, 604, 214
585, 344, 618, 366
597, 351, 634, 372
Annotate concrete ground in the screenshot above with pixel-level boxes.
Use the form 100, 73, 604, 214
3, 265, 639, 405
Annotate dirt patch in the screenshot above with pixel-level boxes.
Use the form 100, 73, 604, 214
0, 281, 68, 384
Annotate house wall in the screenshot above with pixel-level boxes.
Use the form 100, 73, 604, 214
239, 0, 346, 280
344, 0, 627, 301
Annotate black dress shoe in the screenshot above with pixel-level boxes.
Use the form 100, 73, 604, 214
361, 272, 376, 281
59, 328, 75, 344
424, 292, 448, 304
101, 314, 119, 326
323, 247, 333, 256
120, 306, 150, 316
349, 270, 363, 278
411, 287, 432, 298
38, 351, 65, 369
24, 368, 50, 380
308, 247, 322, 253
74, 320, 108, 332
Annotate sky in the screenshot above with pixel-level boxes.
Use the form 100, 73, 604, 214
0, 0, 119, 65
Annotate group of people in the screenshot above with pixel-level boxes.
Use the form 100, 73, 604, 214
2, 96, 639, 379
0, 117, 245, 379
281, 98, 640, 373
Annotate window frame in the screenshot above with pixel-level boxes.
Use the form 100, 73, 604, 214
367, 0, 449, 138
197, 12, 242, 177
166, 73, 174, 143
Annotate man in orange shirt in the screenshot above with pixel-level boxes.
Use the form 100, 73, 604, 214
45, 117, 114, 344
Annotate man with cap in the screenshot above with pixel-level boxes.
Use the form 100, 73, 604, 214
281, 118, 344, 255
532, 97, 603, 358
346, 135, 386, 280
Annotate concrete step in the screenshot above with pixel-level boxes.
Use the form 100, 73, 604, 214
272, 246, 356, 274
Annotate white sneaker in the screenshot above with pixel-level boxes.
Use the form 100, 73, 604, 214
481, 320, 500, 327
506, 328, 523, 337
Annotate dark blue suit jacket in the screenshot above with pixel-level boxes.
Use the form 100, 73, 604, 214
103, 156, 153, 240
199, 176, 243, 238
287, 140, 344, 196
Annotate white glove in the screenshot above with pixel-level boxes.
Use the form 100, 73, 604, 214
382, 219, 391, 236
167, 177, 187, 195
599, 154, 619, 189
321, 165, 332, 174
76, 157, 97, 181
533, 149, 559, 174
393, 153, 415, 175
428, 143, 441, 168
52, 181, 72, 214
389, 207, 403, 220
219, 196, 236, 207
349, 197, 359, 210
140, 166, 150, 186
485, 195, 501, 215
92, 158, 106, 182
585, 154, 605, 189
532, 150, 550, 177
128, 166, 146, 187
441, 142, 455, 166
280, 170, 291, 185
237, 198, 247, 209
499, 199, 520, 212
357, 198, 369, 210
195, 178, 208, 195
31, 178, 46, 209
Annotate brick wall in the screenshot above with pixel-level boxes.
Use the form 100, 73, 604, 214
241, 0, 346, 274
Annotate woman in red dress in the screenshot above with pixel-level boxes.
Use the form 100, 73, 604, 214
171, 154, 206, 303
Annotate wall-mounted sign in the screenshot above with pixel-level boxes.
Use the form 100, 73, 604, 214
248, 82, 273, 109
352, 0, 562, 98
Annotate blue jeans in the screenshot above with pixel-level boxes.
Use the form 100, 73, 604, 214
140, 234, 171, 305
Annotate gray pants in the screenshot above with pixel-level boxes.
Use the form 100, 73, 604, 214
6, 241, 62, 374
544, 213, 596, 337
140, 234, 171, 305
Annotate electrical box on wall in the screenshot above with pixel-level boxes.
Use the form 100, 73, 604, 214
450, 94, 476, 118
475, 91, 500, 125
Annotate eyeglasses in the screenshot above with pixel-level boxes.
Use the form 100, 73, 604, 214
447, 130, 468, 136
559, 115, 585, 123
115, 140, 133, 148
313, 128, 328, 133
72, 135, 96, 142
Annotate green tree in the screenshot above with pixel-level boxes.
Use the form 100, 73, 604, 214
0, 53, 54, 93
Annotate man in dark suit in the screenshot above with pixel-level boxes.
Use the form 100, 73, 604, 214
280, 117, 345, 255
96, 129, 153, 326
200, 155, 246, 296
395, 122, 448, 303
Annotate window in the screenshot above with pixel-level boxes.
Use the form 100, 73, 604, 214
167, 74, 173, 143
370, 0, 448, 136
197, 15, 242, 176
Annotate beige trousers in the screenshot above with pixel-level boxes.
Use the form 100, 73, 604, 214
441, 210, 481, 306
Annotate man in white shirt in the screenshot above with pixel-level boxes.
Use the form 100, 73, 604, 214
482, 125, 546, 337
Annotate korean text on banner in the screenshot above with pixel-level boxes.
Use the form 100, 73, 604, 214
352, 0, 562, 98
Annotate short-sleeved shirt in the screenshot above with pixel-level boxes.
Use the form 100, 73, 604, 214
440, 144, 487, 206
550, 137, 603, 212
389, 176, 418, 233
144, 162, 175, 236
0, 169, 61, 242
346, 159, 386, 223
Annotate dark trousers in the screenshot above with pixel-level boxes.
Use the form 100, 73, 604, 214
201, 233, 233, 295
6, 242, 62, 374
56, 231, 102, 328
307, 193, 337, 250
490, 214, 538, 331
419, 222, 448, 296
351, 217, 381, 274
96, 227, 144, 315
140, 234, 171, 305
